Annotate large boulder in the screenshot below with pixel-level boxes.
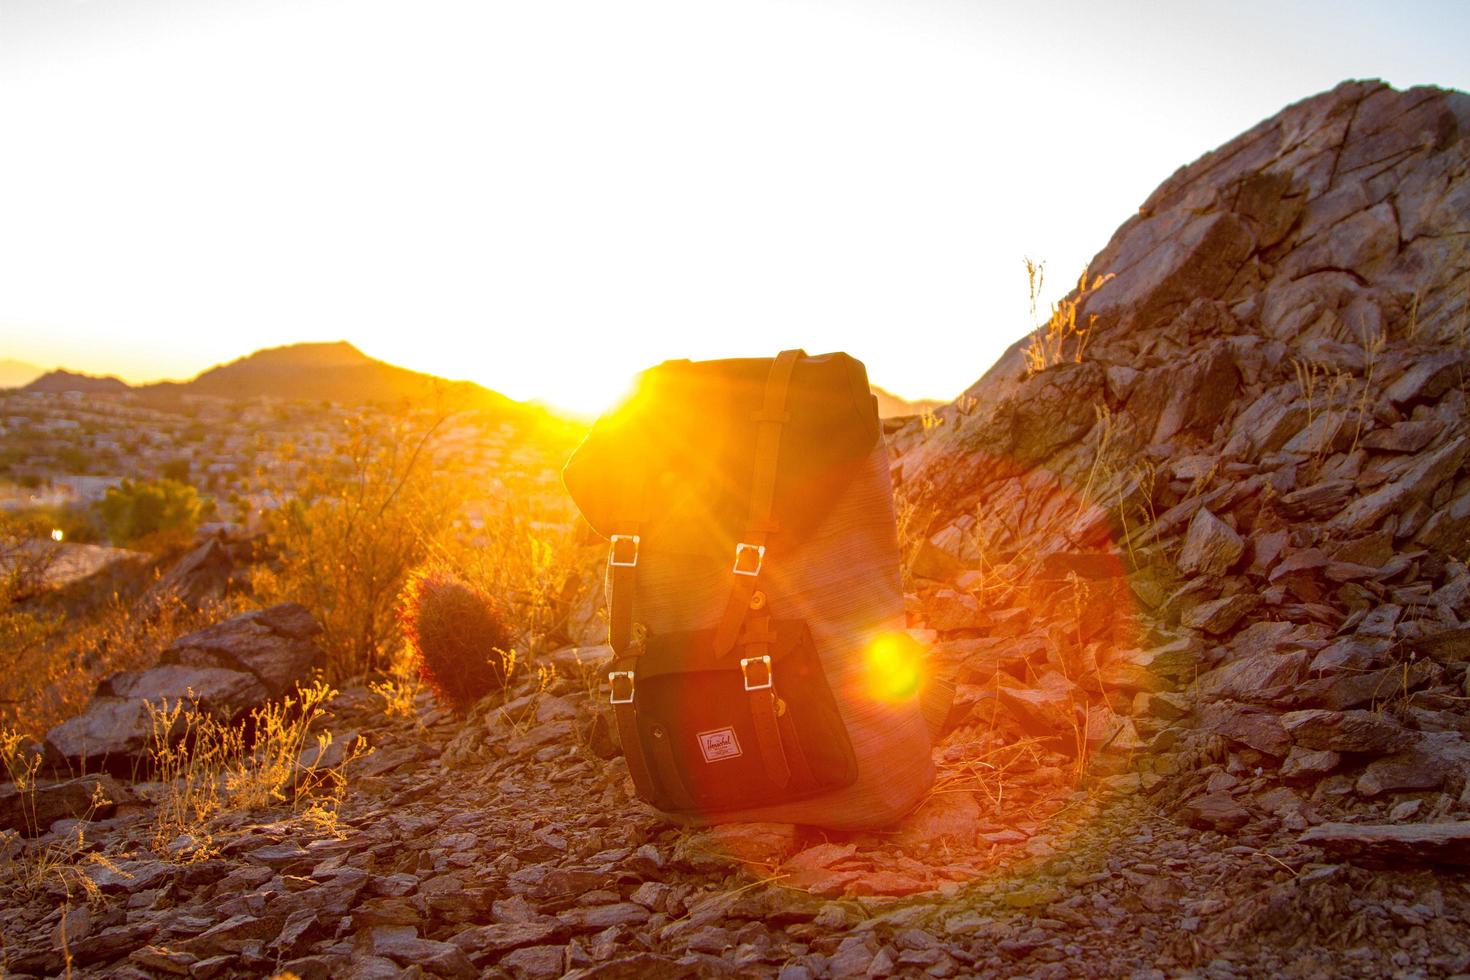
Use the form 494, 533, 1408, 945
160, 602, 321, 697
43, 603, 323, 774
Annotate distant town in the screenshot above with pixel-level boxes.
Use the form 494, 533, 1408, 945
0, 385, 575, 540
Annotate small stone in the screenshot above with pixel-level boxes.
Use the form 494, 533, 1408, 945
1280, 745, 1341, 780
130, 945, 198, 975
1389, 799, 1424, 822
501, 944, 567, 979
557, 903, 649, 932
1178, 509, 1244, 577
1181, 594, 1260, 634
1179, 792, 1250, 832
674, 822, 799, 871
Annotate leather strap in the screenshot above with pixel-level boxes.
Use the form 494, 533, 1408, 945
647, 724, 696, 812
748, 687, 791, 789
775, 706, 815, 788
739, 604, 790, 789
608, 472, 647, 656
713, 349, 803, 657
610, 674, 659, 804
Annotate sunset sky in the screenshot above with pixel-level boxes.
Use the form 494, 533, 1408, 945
1, 0, 1467, 415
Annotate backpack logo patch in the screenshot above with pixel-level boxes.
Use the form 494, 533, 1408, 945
696, 727, 742, 763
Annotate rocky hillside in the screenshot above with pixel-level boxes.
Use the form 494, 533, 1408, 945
4, 79, 1470, 979
894, 78, 1470, 860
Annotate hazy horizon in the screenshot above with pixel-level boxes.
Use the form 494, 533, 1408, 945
3, 0, 1468, 414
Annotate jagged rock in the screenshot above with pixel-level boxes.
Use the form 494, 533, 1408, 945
1328, 437, 1470, 534
0, 774, 128, 836
1385, 351, 1468, 405
1362, 419, 1443, 453
44, 698, 160, 771
1283, 410, 1351, 456
138, 537, 235, 612
1411, 625, 1470, 663
101, 663, 271, 709
1355, 734, 1470, 796
181, 914, 283, 956
1199, 702, 1289, 757
893, 790, 981, 851
674, 822, 799, 870
359, 925, 476, 978
1198, 651, 1307, 703
1180, 593, 1260, 634
502, 944, 567, 979
1292, 661, 1435, 711
1178, 509, 1243, 577
1309, 637, 1391, 673
1281, 709, 1416, 754
996, 681, 1077, 735
43, 604, 323, 772
1280, 746, 1341, 780
449, 922, 563, 963
1301, 821, 1470, 868
162, 602, 323, 697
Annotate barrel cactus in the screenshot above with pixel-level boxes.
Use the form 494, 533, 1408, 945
397, 569, 514, 713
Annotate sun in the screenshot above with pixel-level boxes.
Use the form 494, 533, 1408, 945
530, 367, 641, 421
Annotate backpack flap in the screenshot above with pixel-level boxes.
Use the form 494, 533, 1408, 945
620, 620, 857, 814
563, 351, 880, 557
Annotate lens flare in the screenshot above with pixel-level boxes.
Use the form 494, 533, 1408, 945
864, 631, 925, 702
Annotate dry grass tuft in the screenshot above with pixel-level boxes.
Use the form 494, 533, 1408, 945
144, 680, 365, 859
1022, 260, 1114, 375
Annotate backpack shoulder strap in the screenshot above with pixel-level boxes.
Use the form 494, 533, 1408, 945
712, 348, 803, 657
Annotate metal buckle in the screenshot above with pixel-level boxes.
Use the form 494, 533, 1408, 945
609, 534, 640, 568
732, 542, 765, 577
608, 670, 636, 704
740, 655, 773, 691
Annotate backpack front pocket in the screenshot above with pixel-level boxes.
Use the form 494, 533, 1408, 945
621, 620, 857, 814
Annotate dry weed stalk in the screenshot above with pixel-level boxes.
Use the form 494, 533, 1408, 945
0, 728, 112, 905
369, 645, 426, 721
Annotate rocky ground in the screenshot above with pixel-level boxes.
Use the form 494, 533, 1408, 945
6, 77, 1470, 978
5, 650, 1470, 979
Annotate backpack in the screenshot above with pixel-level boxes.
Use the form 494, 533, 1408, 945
563, 349, 938, 829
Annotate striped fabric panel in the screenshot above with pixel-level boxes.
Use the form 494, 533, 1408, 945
626, 444, 935, 829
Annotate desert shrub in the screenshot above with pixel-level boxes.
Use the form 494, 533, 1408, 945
0, 511, 60, 603
96, 477, 209, 546
255, 412, 462, 679
397, 568, 514, 713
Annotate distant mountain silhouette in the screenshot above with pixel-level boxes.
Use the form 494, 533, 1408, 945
138, 341, 531, 416
22, 369, 131, 395
0, 358, 45, 389
871, 385, 943, 419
